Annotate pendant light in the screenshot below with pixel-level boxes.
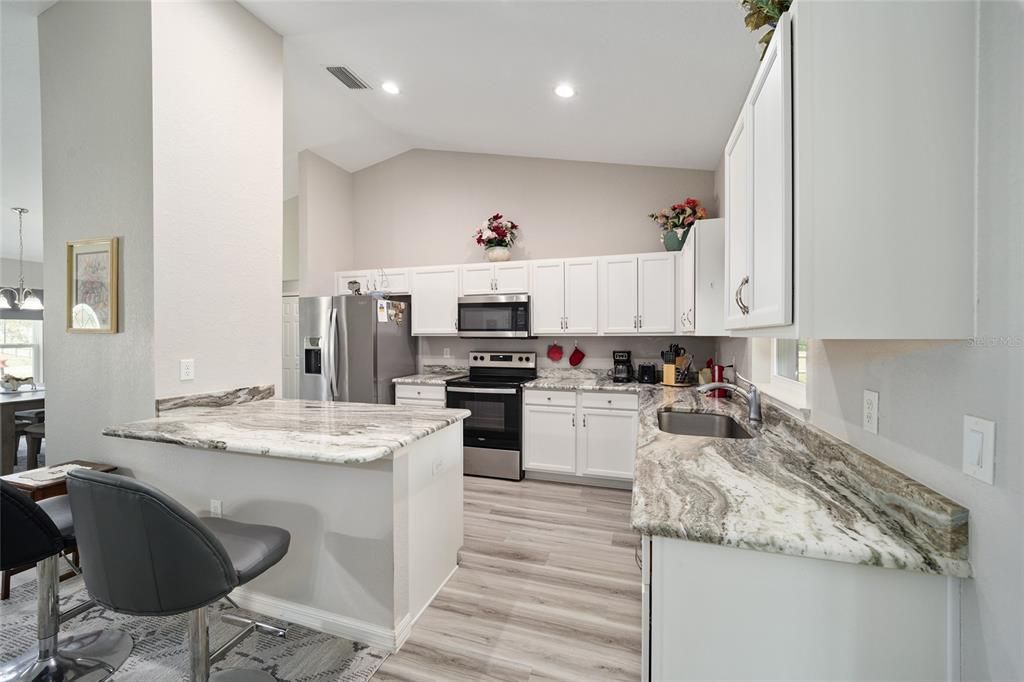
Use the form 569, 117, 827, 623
0, 208, 43, 311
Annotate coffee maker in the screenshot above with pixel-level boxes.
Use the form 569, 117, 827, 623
612, 350, 634, 383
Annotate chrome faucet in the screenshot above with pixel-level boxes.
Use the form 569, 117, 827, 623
696, 374, 762, 424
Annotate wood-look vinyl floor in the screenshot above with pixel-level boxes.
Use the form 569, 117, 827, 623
374, 477, 642, 682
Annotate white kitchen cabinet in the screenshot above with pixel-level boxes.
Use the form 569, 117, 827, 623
578, 408, 639, 479
676, 219, 726, 335
636, 253, 675, 334
335, 269, 409, 295
460, 262, 529, 295
529, 260, 566, 335
410, 266, 460, 335
724, 14, 792, 331
524, 390, 638, 480
599, 254, 673, 335
723, 4, 975, 338
599, 256, 639, 334
523, 404, 577, 474
529, 258, 598, 335
645, 535, 955, 681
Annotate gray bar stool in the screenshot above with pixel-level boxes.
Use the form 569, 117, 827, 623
66, 470, 291, 682
0, 481, 133, 682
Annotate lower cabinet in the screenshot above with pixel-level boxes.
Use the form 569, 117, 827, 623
523, 390, 638, 480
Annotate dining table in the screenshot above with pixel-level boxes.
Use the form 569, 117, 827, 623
0, 388, 45, 475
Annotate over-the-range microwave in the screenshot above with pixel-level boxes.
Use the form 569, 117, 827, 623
457, 294, 532, 338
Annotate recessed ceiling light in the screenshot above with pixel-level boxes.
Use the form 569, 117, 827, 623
381, 81, 400, 95
554, 83, 575, 98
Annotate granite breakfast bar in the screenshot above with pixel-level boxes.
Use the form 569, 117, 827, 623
101, 392, 470, 652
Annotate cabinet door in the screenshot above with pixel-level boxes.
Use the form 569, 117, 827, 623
411, 266, 460, 335
578, 408, 638, 479
564, 258, 598, 334
524, 405, 577, 473
599, 256, 639, 334
724, 110, 752, 329
530, 260, 566, 335
378, 269, 409, 294
676, 242, 696, 333
494, 262, 529, 293
637, 253, 676, 334
746, 14, 793, 328
336, 271, 370, 295
461, 264, 494, 295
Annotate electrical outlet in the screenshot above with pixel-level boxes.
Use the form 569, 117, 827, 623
962, 415, 995, 485
443, 347, 451, 359
210, 499, 222, 518
179, 359, 195, 381
863, 390, 879, 434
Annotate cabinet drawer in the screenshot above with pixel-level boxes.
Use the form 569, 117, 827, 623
580, 392, 639, 411
524, 389, 577, 407
395, 384, 446, 402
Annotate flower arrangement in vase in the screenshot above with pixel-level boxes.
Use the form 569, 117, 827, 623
473, 213, 520, 262
649, 198, 707, 252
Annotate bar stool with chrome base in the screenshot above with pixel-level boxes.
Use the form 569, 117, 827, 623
0, 481, 133, 682
66, 470, 291, 682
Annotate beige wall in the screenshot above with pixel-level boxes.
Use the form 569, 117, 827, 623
351, 149, 716, 268
719, 5, 1024, 677
299, 150, 354, 295
39, 0, 156, 463
151, 0, 283, 397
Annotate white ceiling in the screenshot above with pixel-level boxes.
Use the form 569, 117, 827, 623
239, 1, 762, 198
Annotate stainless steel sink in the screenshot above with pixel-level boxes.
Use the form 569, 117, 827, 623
657, 410, 754, 439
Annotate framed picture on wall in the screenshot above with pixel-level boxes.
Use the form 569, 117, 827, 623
66, 237, 119, 333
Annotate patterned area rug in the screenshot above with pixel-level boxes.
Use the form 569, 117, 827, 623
0, 576, 388, 681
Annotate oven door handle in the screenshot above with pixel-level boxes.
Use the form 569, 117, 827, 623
446, 386, 519, 395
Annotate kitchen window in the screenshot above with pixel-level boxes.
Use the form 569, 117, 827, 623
750, 337, 808, 412
0, 319, 43, 383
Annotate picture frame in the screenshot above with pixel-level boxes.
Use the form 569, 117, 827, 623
66, 237, 119, 333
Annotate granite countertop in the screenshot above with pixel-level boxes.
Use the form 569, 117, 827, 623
629, 386, 971, 578
392, 365, 468, 386
522, 368, 642, 392
104, 399, 470, 465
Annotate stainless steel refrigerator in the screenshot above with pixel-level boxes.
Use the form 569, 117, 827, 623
299, 295, 417, 403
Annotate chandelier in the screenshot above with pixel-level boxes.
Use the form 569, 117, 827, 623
0, 207, 43, 311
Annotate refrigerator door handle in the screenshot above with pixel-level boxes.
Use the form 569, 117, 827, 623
327, 307, 339, 400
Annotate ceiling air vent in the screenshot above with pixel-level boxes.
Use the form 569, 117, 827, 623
326, 66, 370, 90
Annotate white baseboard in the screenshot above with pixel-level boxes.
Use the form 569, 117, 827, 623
229, 589, 400, 652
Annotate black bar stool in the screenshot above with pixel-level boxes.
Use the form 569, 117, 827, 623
0, 481, 133, 682
66, 470, 291, 682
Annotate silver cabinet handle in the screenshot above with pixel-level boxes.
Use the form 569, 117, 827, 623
572, 413, 575, 427
639, 314, 643, 328
735, 276, 751, 315
633, 315, 638, 329
583, 414, 587, 427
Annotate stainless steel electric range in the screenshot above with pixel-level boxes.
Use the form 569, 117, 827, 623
445, 351, 537, 481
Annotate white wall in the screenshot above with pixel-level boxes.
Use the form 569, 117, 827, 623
719, 4, 1024, 677
283, 196, 299, 283
1, 0, 44, 263
351, 149, 716, 268
298, 150, 354, 296
39, 0, 156, 462
0, 257, 43, 289
151, 0, 283, 397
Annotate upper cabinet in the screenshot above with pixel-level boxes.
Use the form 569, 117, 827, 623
530, 258, 598, 335
724, 14, 792, 331
410, 266, 460, 335
335, 269, 409, 295
460, 262, 529, 295
599, 253, 675, 335
724, 4, 976, 339
676, 219, 726, 336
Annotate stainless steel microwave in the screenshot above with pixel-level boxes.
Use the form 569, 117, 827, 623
457, 294, 532, 338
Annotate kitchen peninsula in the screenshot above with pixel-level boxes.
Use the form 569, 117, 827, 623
101, 389, 469, 651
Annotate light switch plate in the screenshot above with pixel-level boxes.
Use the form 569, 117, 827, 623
179, 359, 195, 381
863, 390, 879, 434
962, 415, 995, 485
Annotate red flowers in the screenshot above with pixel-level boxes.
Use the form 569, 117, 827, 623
649, 197, 705, 231
473, 213, 521, 249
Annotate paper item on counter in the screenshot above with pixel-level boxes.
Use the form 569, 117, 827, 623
20, 464, 87, 482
